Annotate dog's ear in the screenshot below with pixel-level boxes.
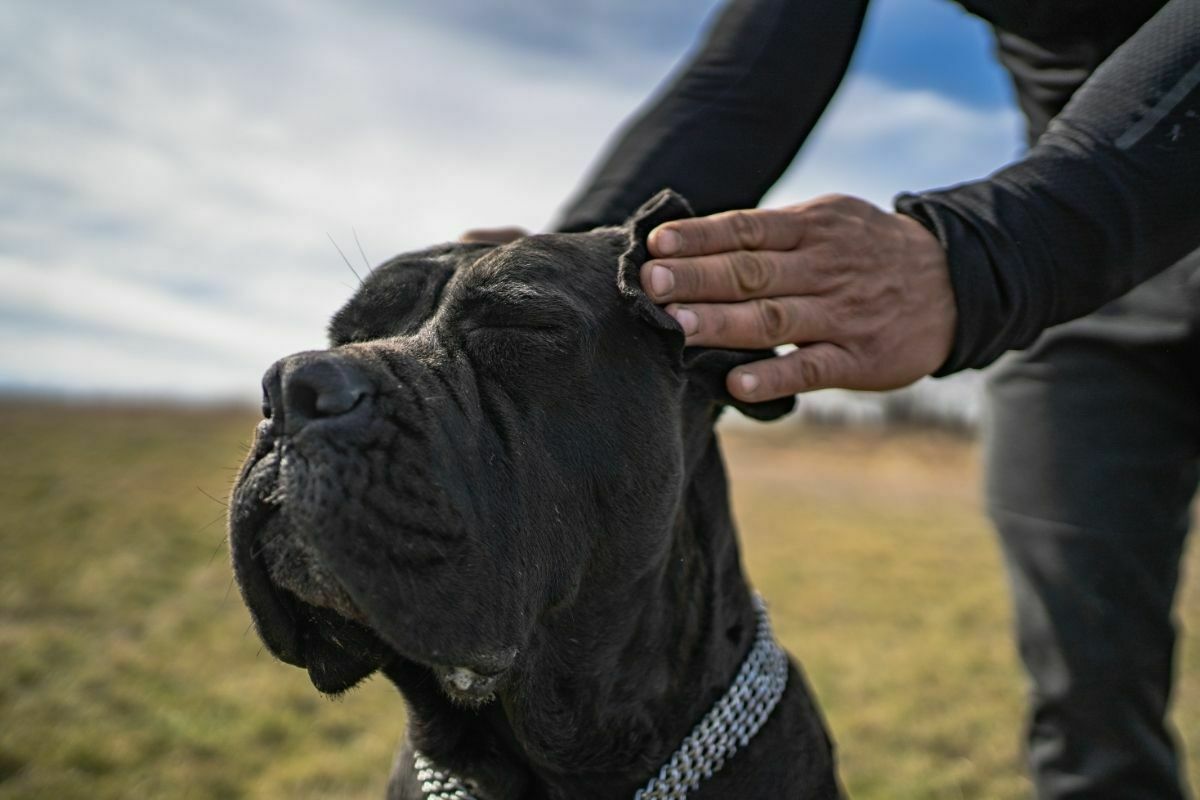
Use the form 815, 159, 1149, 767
616, 189, 694, 342
618, 190, 795, 421
328, 242, 496, 346
681, 347, 795, 421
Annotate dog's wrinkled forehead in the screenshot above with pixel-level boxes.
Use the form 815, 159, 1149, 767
448, 235, 614, 320
328, 233, 623, 346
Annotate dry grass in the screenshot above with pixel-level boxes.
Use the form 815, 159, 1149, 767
2, 400, 1199, 798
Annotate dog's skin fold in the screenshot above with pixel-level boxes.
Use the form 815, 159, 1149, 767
228, 190, 840, 799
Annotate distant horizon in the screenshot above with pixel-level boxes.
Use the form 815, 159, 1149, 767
0, 375, 986, 432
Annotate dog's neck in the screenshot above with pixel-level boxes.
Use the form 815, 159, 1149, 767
384, 412, 758, 800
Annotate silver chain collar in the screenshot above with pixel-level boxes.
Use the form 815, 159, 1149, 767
414, 594, 789, 800
413, 753, 478, 800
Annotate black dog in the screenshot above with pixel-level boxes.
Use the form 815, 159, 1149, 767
229, 191, 839, 798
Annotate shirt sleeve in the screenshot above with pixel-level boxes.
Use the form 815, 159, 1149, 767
896, 0, 1200, 374
555, 0, 870, 232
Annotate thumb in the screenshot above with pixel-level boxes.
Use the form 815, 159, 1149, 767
726, 344, 855, 401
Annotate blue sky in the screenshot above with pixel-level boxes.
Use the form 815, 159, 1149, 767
1, 0, 1022, 402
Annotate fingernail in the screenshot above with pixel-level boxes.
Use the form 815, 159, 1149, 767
671, 307, 699, 335
649, 265, 675, 297
738, 372, 759, 395
652, 228, 681, 256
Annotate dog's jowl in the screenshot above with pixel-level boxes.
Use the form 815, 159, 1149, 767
228, 190, 840, 799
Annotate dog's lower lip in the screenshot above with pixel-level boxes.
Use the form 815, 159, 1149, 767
262, 532, 368, 624
229, 476, 305, 665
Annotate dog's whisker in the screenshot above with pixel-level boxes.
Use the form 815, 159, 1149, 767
250, 527, 286, 561
327, 232, 363, 285
197, 487, 228, 508
352, 226, 372, 273
201, 511, 229, 539
207, 537, 228, 567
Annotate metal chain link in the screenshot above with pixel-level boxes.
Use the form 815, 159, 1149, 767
634, 594, 788, 799
414, 594, 788, 800
413, 752, 479, 800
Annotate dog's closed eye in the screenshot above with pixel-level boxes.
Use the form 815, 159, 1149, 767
460, 282, 587, 334
462, 321, 581, 371
452, 291, 583, 373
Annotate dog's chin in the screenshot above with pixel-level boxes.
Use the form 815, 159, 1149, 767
291, 599, 393, 694
234, 503, 517, 702
279, 575, 516, 705
279, 566, 518, 704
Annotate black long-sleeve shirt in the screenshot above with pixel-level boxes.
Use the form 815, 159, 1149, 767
557, 0, 1200, 374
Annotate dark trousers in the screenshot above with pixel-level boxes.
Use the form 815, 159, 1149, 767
985, 253, 1200, 798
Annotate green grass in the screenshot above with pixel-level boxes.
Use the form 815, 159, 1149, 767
2, 400, 1199, 798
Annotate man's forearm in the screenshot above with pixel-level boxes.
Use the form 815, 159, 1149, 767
897, 0, 1200, 374
556, 0, 870, 232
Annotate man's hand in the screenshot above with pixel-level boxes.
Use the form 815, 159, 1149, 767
641, 194, 956, 402
460, 227, 528, 244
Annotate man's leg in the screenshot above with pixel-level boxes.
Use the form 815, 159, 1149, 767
985, 289, 1200, 798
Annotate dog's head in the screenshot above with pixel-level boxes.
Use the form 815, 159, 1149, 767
228, 190, 794, 700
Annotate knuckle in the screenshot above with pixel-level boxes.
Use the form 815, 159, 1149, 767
805, 208, 837, 234
841, 290, 870, 314
810, 194, 872, 231
669, 262, 697, 294
705, 306, 728, 336
814, 192, 852, 210
840, 282, 891, 315
759, 364, 783, 396
728, 251, 770, 296
687, 219, 718, 250
812, 246, 845, 282
795, 356, 825, 389
728, 211, 766, 250
857, 331, 885, 358
754, 365, 778, 396
674, 263, 710, 299
756, 298, 791, 341
821, 193, 861, 212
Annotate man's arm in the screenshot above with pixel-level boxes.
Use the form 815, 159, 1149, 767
897, 0, 1200, 373
554, 0, 870, 232
643, 0, 1200, 399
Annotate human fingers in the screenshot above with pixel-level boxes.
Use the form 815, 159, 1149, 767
664, 297, 826, 350
459, 226, 528, 244
647, 207, 805, 258
723, 211, 956, 397
640, 249, 818, 304
725, 344, 858, 401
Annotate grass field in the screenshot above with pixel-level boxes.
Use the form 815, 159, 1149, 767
3, 399, 1200, 798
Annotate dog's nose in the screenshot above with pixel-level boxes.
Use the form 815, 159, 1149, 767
262, 353, 372, 432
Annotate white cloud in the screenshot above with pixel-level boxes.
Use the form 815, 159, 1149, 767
1, 1, 1020, 415
766, 77, 1022, 208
